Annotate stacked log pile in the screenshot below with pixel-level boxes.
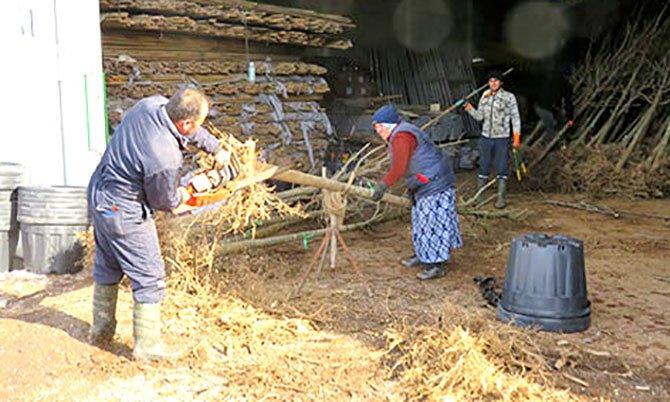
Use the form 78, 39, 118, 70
101, 0, 355, 172
100, 0, 353, 49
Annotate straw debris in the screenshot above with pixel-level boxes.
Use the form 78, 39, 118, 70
383, 301, 584, 401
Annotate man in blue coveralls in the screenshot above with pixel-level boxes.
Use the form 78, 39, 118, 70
87, 87, 227, 361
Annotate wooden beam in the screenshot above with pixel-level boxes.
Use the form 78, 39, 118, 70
271, 169, 411, 208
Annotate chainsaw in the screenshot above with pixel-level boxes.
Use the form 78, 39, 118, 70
182, 146, 242, 208
183, 165, 238, 207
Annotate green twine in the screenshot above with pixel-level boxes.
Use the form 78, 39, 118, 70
302, 233, 315, 249
244, 221, 265, 239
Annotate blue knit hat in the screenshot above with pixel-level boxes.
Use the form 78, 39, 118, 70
372, 104, 400, 124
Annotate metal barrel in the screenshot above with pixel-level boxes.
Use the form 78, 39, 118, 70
0, 163, 23, 272
17, 186, 89, 274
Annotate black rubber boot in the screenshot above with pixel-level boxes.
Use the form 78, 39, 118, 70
495, 178, 507, 209
133, 302, 181, 362
417, 264, 446, 280
90, 284, 118, 345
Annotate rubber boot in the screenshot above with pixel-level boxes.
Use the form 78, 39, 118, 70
90, 284, 118, 345
495, 178, 507, 209
132, 302, 181, 362
476, 177, 487, 204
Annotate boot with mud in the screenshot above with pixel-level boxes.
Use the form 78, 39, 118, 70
90, 283, 118, 346
495, 178, 507, 209
132, 302, 181, 362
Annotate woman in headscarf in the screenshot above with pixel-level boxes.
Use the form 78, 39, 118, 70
371, 104, 462, 280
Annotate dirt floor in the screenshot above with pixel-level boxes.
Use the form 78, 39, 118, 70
1, 189, 669, 401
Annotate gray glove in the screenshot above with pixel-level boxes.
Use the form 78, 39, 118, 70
372, 181, 388, 202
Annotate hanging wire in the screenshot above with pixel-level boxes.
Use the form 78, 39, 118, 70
242, 7, 250, 66
241, 7, 255, 83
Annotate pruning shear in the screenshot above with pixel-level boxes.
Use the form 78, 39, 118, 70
512, 148, 528, 182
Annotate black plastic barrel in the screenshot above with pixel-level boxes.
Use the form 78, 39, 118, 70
497, 234, 590, 332
0, 163, 24, 272
17, 186, 88, 274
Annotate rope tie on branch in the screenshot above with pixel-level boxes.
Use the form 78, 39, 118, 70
322, 168, 357, 226
323, 190, 347, 226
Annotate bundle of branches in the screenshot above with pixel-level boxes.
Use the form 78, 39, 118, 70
384, 301, 584, 401
528, 8, 670, 198
522, 144, 670, 198
213, 139, 527, 255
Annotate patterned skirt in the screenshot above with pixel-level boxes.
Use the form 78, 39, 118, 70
411, 188, 463, 264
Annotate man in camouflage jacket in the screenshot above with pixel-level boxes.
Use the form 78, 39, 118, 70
464, 71, 521, 208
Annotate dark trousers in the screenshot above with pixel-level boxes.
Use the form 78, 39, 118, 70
478, 137, 510, 180
91, 207, 166, 304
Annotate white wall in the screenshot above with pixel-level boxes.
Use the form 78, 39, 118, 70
0, 0, 106, 187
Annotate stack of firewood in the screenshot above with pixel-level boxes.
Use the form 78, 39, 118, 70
101, 0, 355, 172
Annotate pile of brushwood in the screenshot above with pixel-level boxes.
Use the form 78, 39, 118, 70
78, 190, 590, 401
523, 8, 670, 199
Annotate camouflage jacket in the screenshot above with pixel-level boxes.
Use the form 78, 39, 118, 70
466, 88, 521, 139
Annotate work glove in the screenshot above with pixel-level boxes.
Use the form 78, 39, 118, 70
371, 181, 388, 202
513, 132, 521, 149
456, 98, 472, 110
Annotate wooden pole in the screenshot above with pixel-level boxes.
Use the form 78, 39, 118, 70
219, 212, 404, 255
616, 70, 668, 171
529, 123, 571, 168
648, 117, 670, 172
271, 168, 411, 208
421, 67, 514, 131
